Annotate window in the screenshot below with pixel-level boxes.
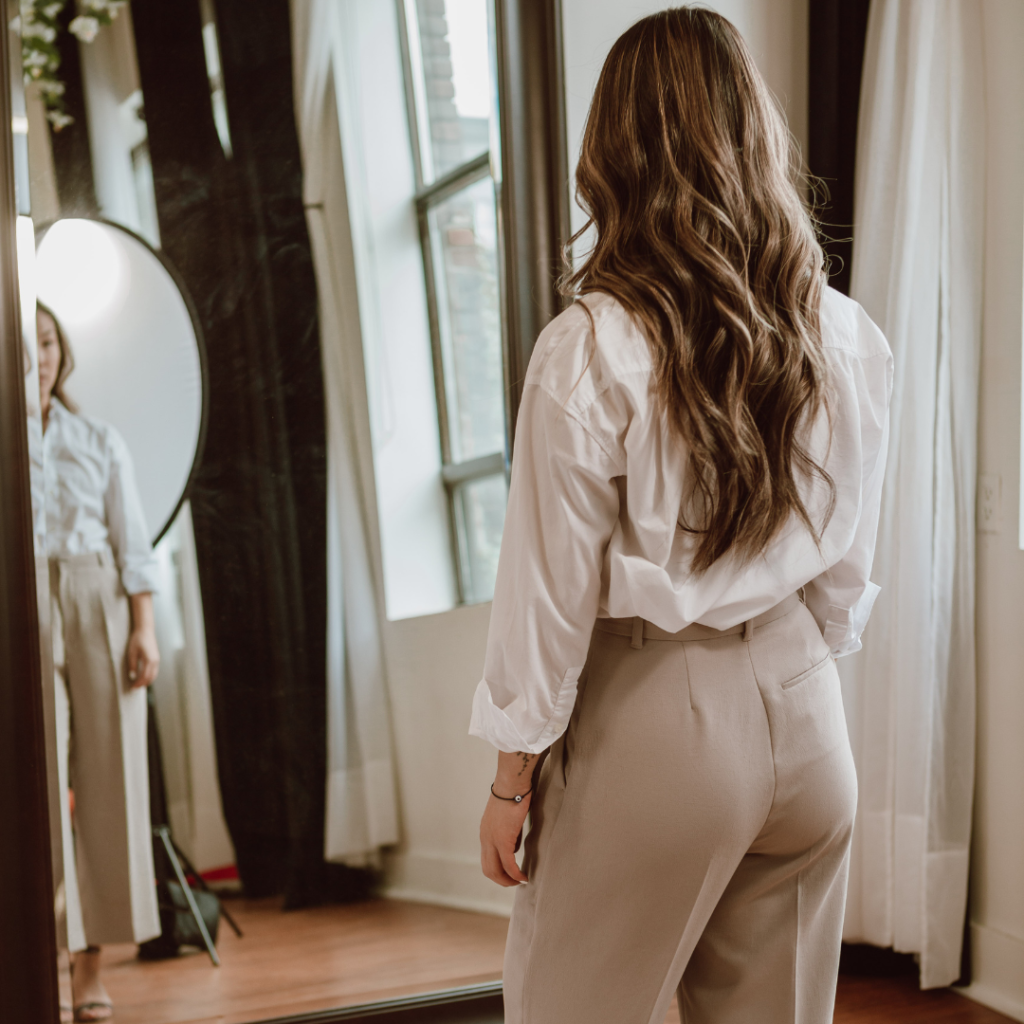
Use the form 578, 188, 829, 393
399, 0, 508, 605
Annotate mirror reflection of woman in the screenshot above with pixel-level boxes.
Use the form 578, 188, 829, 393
36, 304, 161, 1024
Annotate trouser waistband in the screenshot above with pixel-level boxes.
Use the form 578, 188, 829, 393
48, 551, 115, 569
596, 591, 802, 648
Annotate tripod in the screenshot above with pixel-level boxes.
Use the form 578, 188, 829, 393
148, 691, 242, 966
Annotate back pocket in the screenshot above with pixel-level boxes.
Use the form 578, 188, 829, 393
780, 653, 832, 690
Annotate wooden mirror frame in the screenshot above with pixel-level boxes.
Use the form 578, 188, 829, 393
0, 2, 567, 1020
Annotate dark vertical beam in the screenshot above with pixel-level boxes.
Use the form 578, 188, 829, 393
132, 0, 353, 908
212, 0, 330, 908
131, 0, 297, 899
494, 0, 570, 447
807, 0, 870, 296
49, 3, 98, 217
0, 16, 60, 1024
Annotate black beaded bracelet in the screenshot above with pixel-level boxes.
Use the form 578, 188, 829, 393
490, 783, 532, 804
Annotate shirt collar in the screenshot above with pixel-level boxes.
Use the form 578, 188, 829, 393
49, 396, 71, 423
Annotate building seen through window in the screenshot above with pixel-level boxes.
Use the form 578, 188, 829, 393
401, 0, 507, 604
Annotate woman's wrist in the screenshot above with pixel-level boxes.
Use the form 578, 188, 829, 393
492, 750, 539, 798
129, 591, 155, 633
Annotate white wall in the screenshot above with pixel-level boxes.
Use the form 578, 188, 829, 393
562, 0, 809, 240
381, 0, 809, 915
381, 602, 510, 913
966, 2, 1024, 1019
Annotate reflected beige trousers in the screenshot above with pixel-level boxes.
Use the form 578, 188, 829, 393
504, 596, 857, 1024
51, 553, 160, 949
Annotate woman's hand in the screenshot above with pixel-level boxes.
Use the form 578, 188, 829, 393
127, 593, 160, 688
480, 750, 540, 887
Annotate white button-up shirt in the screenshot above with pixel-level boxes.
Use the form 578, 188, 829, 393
470, 287, 893, 754
32, 398, 159, 595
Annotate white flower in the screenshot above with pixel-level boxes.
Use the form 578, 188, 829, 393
22, 20, 57, 40
82, 0, 122, 14
47, 109, 73, 129
68, 14, 99, 40
43, 3, 64, 17
21, 49, 50, 68
37, 78, 65, 97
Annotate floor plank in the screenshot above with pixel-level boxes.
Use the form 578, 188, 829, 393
834, 976, 1015, 1024
61, 897, 1016, 1024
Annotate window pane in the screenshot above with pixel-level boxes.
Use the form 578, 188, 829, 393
454, 472, 507, 603
428, 176, 504, 463
407, 0, 492, 183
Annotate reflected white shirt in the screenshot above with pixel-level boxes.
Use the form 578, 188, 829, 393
35, 398, 159, 594
470, 288, 893, 754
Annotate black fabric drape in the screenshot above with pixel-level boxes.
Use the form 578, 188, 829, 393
807, 0, 871, 296
49, 4, 98, 216
132, 0, 367, 906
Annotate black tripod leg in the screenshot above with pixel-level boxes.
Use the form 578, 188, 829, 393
168, 837, 243, 938
156, 827, 220, 966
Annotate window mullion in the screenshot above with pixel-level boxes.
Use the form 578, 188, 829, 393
396, 0, 431, 189
416, 200, 453, 468
415, 151, 492, 210
441, 451, 506, 485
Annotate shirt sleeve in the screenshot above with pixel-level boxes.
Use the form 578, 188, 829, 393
804, 347, 893, 657
469, 384, 623, 753
104, 428, 160, 595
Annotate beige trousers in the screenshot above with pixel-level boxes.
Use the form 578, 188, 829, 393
504, 595, 857, 1024
51, 553, 160, 949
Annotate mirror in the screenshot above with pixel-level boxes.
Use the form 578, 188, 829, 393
5, 0, 565, 1018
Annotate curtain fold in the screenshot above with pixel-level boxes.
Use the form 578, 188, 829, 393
290, 0, 400, 862
841, 0, 984, 988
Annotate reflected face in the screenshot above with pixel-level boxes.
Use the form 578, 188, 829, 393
37, 309, 61, 404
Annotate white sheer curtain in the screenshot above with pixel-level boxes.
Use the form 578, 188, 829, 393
290, 0, 400, 862
840, 0, 984, 988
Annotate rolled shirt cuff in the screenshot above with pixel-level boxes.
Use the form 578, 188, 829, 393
120, 560, 161, 596
823, 580, 880, 658
469, 671, 581, 754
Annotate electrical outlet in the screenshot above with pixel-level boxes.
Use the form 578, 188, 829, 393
978, 474, 1001, 534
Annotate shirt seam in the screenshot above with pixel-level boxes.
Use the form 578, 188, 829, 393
532, 667, 580, 749
528, 381, 630, 471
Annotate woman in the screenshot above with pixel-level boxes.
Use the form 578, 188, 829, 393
471, 9, 892, 1024
36, 303, 162, 1023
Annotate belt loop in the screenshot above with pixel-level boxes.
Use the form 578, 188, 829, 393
743, 618, 754, 642
630, 616, 645, 649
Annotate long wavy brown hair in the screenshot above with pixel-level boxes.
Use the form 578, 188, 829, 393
564, 6, 834, 573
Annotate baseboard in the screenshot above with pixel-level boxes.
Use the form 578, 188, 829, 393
381, 851, 514, 918
961, 923, 1024, 1023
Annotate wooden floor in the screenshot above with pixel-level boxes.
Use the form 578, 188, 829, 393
665, 977, 1015, 1024
61, 897, 507, 1024
62, 897, 1015, 1024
